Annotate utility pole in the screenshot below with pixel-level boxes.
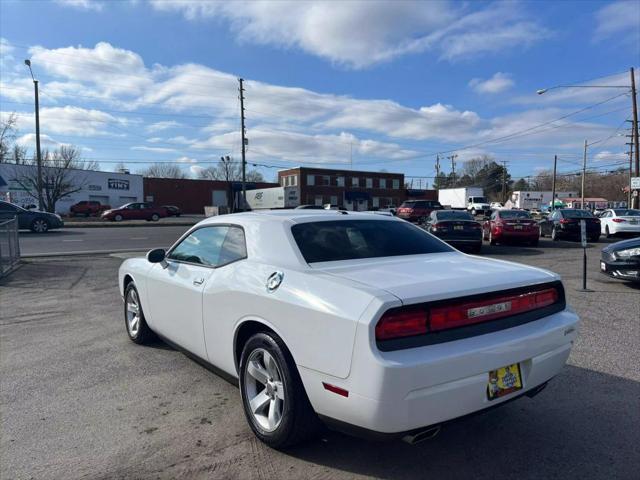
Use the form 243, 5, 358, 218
626, 128, 634, 207
435, 154, 440, 189
238, 78, 247, 211
551, 155, 557, 211
630, 67, 640, 209
581, 140, 588, 210
448, 154, 457, 187
25, 59, 43, 211
501, 161, 507, 203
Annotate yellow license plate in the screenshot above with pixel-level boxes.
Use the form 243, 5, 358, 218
487, 363, 523, 400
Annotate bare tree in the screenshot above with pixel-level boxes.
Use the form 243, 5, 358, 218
196, 156, 263, 182
140, 162, 186, 179
113, 162, 129, 173
0, 113, 18, 163
12, 144, 28, 164
9, 145, 94, 212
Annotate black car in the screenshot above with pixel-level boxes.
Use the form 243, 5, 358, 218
0, 200, 64, 233
538, 209, 600, 242
423, 209, 482, 253
162, 205, 182, 217
600, 237, 640, 283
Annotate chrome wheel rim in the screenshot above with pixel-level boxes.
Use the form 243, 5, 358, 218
33, 220, 47, 232
244, 348, 285, 432
126, 289, 140, 337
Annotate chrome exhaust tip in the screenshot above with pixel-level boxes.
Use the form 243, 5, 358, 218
402, 425, 441, 444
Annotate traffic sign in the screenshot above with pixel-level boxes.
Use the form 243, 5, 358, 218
631, 177, 640, 189
580, 220, 587, 248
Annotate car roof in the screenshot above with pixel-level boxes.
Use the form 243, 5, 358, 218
198, 209, 401, 226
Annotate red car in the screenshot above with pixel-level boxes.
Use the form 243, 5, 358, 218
396, 200, 443, 222
483, 209, 539, 246
70, 200, 111, 216
101, 202, 167, 222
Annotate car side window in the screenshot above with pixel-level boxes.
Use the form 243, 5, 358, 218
168, 226, 247, 267
218, 226, 247, 266
0, 202, 18, 213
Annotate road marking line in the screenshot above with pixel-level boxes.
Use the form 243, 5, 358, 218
130, 237, 149, 240
62, 239, 84, 242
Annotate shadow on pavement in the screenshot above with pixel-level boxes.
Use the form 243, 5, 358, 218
287, 366, 639, 480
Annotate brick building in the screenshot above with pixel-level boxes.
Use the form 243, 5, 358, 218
277, 167, 407, 211
144, 177, 277, 214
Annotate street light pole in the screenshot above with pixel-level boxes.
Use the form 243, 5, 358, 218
25, 59, 44, 211
581, 140, 587, 210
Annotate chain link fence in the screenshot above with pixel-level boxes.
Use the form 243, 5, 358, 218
0, 218, 20, 277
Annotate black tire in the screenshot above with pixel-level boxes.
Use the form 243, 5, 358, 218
30, 217, 49, 233
489, 229, 496, 245
551, 227, 559, 241
239, 332, 320, 449
124, 283, 155, 345
605, 226, 611, 238
114, 214, 123, 222
151, 213, 160, 221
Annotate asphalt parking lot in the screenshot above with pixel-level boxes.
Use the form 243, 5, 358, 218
1, 238, 639, 479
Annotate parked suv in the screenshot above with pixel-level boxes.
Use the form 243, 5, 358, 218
70, 200, 111, 217
101, 202, 167, 222
0, 200, 64, 233
396, 200, 443, 222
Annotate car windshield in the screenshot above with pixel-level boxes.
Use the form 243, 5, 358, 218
499, 211, 532, 219
399, 201, 417, 208
562, 210, 594, 218
437, 211, 473, 221
613, 209, 640, 216
470, 197, 487, 203
291, 220, 453, 263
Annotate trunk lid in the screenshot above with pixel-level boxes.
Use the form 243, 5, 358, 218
311, 252, 557, 306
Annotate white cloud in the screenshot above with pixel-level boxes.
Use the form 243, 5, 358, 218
15, 133, 70, 149
131, 146, 177, 153
176, 156, 197, 163
594, 150, 628, 162
54, 0, 104, 11
148, 1, 549, 68
146, 120, 183, 132
469, 72, 514, 94
594, 1, 640, 41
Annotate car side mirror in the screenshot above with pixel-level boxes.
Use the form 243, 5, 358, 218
146, 248, 166, 264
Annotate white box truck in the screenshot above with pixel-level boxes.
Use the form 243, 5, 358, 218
438, 187, 491, 216
245, 186, 299, 210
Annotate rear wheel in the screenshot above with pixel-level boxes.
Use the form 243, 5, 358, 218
605, 226, 611, 238
551, 227, 559, 241
114, 214, 123, 222
151, 213, 160, 221
239, 332, 320, 449
489, 229, 496, 245
30, 218, 49, 233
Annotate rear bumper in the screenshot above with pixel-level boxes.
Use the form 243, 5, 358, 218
608, 224, 640, 234
494, 230, 538, 241
300, 308, 578, 434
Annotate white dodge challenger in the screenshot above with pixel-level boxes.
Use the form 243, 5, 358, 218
118, 210, 579, 448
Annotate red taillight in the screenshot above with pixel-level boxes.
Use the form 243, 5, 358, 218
375, 307, 428, 340
612, 218, 626, 223
432, 223, 447, 230
559, 218, 575, 224
429, 288, 558, 332
375, 287, 559, 341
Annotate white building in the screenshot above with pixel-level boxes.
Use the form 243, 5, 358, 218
506, 190, 579, 210
0, 163, 143, 214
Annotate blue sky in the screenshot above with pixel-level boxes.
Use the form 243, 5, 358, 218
1, 0, 639, 184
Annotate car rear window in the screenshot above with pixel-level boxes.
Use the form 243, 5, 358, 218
437, 211, 474, 220
562, 210, 594, 218
613, 209, 640, 216
291, 219, 453, 263
499, 210, 532, 219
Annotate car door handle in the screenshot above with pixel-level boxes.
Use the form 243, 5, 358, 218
193, 278, 205, 286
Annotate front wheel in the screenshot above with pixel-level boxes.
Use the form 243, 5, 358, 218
239, 332, 320, 449
30, 218, 49, 233
124, 283, 155, 344
114, 214, 123, 222
151, 213, 160, 221
605, 226, 611, 238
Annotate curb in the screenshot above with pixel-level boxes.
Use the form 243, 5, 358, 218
62, 222, 197, 228
22, 248, 149, 258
